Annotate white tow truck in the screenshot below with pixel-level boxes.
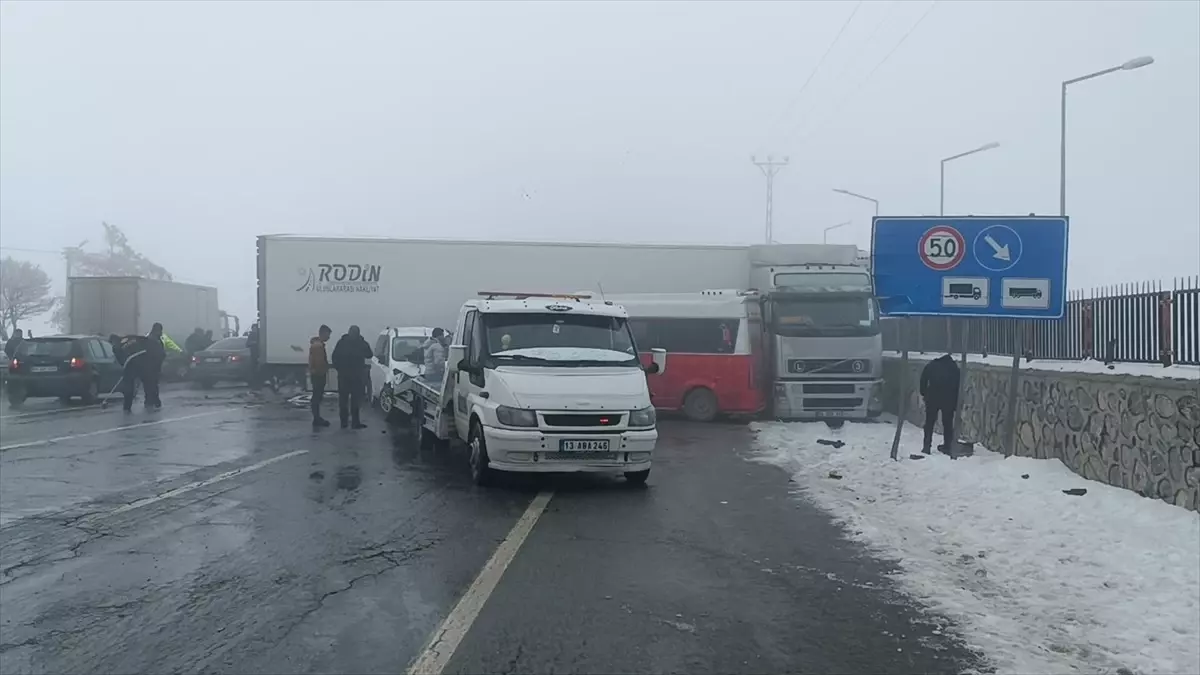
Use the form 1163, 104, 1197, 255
385, 292, 668, 486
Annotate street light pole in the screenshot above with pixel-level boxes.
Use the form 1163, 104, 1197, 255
1059, 56, 1154, 216
823, 220, 851, 244
939, 141, 1000, 216
832, 188, 879, 218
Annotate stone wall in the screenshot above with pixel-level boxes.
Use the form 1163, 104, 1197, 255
881, 357, 1200, 512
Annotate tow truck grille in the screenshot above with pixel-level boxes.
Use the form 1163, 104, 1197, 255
543, 413, 623, 427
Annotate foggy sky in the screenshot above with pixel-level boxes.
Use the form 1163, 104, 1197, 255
2, 0, 1198, 329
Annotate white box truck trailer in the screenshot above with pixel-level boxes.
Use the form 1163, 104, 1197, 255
255, 235, 749, 382
68, 277, 223, 342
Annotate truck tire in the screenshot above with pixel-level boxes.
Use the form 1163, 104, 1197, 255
682, 387, 718, 422
824, 419, 846, 430
468, 419, 494, 486
624, 469, 650, 486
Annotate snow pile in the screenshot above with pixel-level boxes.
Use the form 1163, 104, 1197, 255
883, 351, 1200, 380
753, 421, 1200, 675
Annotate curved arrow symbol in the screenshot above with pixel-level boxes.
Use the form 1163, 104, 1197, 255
984, 234, 1011, 261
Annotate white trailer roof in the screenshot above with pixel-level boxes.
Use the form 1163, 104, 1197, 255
466, 295, 629, 319
259, 233, 747, 251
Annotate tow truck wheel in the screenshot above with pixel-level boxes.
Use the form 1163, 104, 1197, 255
624, 469, 650, 486
381, 387, 404, 424
468, 419, 493, 486
682, 388, 718, 422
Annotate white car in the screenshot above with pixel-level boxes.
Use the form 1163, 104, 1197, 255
370, 326, 442, 422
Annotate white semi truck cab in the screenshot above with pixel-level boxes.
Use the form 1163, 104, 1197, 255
388, 292, 667, 485
749, 245, 884, 422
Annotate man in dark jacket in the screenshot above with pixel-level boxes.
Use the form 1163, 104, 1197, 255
4, 329, 23, 359
184, 328, 207, 357
919, 354, 960, 454
142, 323, 167, 409
331, 325, 373, 429
115, 334, 150, 412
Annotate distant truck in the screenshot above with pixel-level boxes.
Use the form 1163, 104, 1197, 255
67, 277, 236, 378
749, 244, 883, 423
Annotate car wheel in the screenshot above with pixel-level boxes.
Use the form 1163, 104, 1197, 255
381, 387, 403, 424
59, 395, 73, 403
198, 380, 215, 390
468, 419, 493, 486
624, 469, 650, 486
682, 387, 718, 422
7, 384, 27, 408
824, 419, 846, 430
81, 379, 99, 404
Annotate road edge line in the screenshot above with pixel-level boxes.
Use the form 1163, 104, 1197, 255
406, 490, 554, 675
0, 410, 231, 452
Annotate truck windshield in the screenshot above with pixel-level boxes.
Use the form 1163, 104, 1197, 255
483, 312, 640, 367
771, 296, 879, 337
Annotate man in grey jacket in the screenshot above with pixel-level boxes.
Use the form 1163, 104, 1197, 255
422, 328, 447, 383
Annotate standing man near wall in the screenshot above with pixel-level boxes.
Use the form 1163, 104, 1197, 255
308, 324, 332, 428
919, 353, 960, 455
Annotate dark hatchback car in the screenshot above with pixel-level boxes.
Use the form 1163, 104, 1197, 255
190, 336, 251, 388
6, 336, 123, 407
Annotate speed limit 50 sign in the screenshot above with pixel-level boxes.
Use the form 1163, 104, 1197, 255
918, 226, 965, 271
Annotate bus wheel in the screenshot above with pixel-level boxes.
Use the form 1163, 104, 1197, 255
682, 388, 718, 422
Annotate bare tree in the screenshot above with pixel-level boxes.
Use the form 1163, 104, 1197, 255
0, 257, 56, 334
63, 222, 173, 280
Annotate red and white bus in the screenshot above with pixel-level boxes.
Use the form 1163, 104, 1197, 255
610, 290, 765, 422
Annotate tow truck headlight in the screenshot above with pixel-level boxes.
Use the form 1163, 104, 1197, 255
496, 405, 537, 427
629, 406, 656, 428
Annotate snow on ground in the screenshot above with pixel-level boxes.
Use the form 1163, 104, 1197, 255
752, 420, 1200, 675
883, 351, 1200, 380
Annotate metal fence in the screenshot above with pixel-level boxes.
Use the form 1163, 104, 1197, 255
882, 276, 1200, 366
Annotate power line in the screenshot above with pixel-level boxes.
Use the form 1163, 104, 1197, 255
757, 1, 864, 153
785, 0, 941, 148
778, 1, 899, 142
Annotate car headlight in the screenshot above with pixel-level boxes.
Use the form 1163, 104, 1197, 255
629, 406, 656, 428
496, 405, 537, 427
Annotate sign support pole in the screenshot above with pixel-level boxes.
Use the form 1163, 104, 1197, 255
889, 319, 910, 461
953, 319, 969, 455
1002, 324, 1023, 457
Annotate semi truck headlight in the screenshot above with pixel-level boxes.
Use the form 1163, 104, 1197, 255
629, 406, 656, 428
496, 405, 537, 427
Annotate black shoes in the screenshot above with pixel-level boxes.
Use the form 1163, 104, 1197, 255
313, 418, 331, 428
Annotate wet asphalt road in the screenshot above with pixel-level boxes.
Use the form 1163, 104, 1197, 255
0, 386, 985, 674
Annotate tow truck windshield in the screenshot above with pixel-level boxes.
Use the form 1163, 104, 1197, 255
483, 312, 640, 367
771, 295, 879, 338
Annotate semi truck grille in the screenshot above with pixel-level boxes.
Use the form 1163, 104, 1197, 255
802, 397, 864, 409
787, 358, 870, 375
803, 383, 856, 394
543, 413, 623, 427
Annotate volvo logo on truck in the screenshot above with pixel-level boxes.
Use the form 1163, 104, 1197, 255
296, 264, 382, 293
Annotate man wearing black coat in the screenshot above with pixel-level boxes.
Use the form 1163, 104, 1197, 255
919, 353, 960, 455
331, 325, 373, 429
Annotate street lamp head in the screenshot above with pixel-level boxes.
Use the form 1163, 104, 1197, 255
1121, 55, 1154, 71
978, 141, 1000, 151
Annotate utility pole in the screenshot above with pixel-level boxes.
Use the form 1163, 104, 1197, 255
751, 155, 789, 244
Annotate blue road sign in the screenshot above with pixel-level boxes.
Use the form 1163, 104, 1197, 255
871, 216, 1069, 319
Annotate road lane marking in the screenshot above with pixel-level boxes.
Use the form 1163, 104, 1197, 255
105, 450, 308, 516
407, 490, 554, 675
0, 410, 233, 452
0, 404, 104, 420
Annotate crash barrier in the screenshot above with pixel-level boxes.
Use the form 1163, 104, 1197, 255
881, 356, 1200, 512
882, 276, 1200, 366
